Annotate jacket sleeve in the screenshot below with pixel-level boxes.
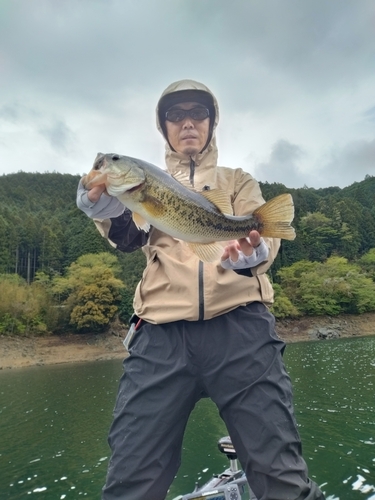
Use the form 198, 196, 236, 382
232, 169, 281, 275
76, 180, 148, 253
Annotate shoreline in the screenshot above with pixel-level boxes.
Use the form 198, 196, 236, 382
1, 312, 375, 370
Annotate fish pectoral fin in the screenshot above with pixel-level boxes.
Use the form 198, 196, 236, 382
132, 212, 151, 232
187, 242, 225, 263
142, 195, 165, 217
200, 189, 233, 215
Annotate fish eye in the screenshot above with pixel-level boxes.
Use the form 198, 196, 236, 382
112, 154, 120, 161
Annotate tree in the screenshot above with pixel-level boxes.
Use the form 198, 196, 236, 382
277, 256, 375, 316
39, 221, 64, 274
0, 274, 52, 335
358, 209, 375, 253
358, 248, 375, 280
63, 212, 111, 266
117, 250, 146, 289
0, 215, 11, 273
299, 212, 339, 261
277, 260, 319, 298
70, 283, 119, 330
270, 283, 300, 319
52, 253, 125, 332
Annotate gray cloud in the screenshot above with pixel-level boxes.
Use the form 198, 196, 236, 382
363, 106, 375, 124
252, 140, 308, 188
1, 1, 373, 103
0, 0, 374, 187
248, 137, 375, 189
0, 102, 40, 123
319, 139, 375, 187
0, 104, 21, 122
39, 120, 76, 153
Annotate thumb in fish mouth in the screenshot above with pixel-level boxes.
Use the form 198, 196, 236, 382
82, 168, 108, 192
81, 152, 109, 190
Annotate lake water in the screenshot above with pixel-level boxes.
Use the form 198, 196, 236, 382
0, 336, 374, 499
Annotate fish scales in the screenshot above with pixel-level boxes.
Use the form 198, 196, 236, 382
139, 175, 258, 241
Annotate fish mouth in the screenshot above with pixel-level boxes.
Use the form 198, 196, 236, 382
106, 172, 144, 191
93, 153, 106, 171
106, 171, 126, 180
127, 182, 145, 193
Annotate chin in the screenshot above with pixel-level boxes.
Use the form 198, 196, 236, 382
182, 146, 200, 156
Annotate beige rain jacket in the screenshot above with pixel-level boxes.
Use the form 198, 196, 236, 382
129, 79, 280, 323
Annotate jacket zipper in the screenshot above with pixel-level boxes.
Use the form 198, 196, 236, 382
198, 261, 204, 320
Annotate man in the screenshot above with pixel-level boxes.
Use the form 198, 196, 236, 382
77, 79, 325, 500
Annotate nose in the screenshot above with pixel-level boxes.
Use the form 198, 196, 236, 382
181, 117, 194, 129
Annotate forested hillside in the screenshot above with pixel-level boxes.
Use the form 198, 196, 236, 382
0, 172, 144, 282
260, 175, 375, 279
0, 172, 374, 334
0, 172, 374, 281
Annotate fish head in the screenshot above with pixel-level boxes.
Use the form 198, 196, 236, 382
83, 153, 146, 196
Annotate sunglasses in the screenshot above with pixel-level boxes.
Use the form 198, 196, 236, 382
165, 106, 210, 123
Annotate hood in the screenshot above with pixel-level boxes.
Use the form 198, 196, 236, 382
156, 79, 220, 188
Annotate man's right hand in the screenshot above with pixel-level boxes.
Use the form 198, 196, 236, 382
87, 184, 107, 203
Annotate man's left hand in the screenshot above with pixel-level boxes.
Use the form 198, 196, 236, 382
221, 230, 269, 270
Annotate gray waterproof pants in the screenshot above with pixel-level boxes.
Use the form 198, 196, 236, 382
102, 302, 325, 500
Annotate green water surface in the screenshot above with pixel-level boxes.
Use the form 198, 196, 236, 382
0, 336, 374, 499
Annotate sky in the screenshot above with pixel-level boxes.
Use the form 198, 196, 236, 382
0, 0, 374, 189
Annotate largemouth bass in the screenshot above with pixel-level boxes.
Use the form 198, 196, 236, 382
83, 153, 296, 262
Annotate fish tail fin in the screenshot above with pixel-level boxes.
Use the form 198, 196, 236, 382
254, 193, 296, 240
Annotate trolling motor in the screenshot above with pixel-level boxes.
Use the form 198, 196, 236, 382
217, 436, 240, 473
173, 436, 257, 500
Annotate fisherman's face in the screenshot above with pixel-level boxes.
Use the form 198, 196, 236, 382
165, 102, 210, 156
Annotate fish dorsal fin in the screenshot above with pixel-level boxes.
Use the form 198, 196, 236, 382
200, 189, 233, 215
171, 172, 233, 216
132, 212, 151, 232
187, 241, 225, 263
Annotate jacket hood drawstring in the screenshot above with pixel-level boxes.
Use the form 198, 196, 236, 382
189, 156, 195, 187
